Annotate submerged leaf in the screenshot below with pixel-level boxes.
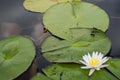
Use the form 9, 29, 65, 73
43, 2, 109, 40
41, 28, 111, 63
23, 0, 80, 13
0, 36, 35, 80
36, 64, 117, 80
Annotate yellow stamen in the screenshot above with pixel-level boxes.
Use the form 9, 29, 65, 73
89, 58, 100, 66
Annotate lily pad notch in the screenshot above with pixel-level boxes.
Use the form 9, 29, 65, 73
0, 36, 36, 80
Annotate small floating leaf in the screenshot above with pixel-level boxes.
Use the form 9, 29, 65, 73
36, 64, 117, 80
43, 2, 109, 40
23, 0, 80, 13
0, 36, 35, 80
41, 28, 111, 63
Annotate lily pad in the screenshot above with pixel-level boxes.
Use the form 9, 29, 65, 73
41, 28, 111, 63
32, 73, 52, 80
43, 2, 109, 40
0, 36, 35, 80
107, 59, 120, 79
36, 64, 117, 80
23, 0, 80, 13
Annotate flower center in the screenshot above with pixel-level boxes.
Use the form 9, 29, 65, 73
89, 58, 100, 66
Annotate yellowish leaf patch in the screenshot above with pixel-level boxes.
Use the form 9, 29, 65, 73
23, 0, 80, 13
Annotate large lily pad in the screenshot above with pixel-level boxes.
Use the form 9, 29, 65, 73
0, 36, 35, 80
23, 0, 80, 13
43, 2, 109, 40
35, 64, 117, 80
41, 28, 111, 63
107, 59, 120, 79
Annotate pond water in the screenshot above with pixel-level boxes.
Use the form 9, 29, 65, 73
0, 0, 120, 79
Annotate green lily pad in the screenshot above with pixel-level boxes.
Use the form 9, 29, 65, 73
107, 59, 120, 79
32, 73, 52, 80
41, 28, 111, 63
36, 64, 117, 80
0, 36, 35, 80
23, 0, 80, 13
43, 2, 109, 40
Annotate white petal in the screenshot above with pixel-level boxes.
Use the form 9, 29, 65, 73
83, 55, 89, 63
95, 52, 98, 57
102, 57, 109, 64
83, 55, 87, 60
89, 69, 95, 76
98, 53, 103, 59
93, 52, 96, 58
93, 51, 95, 54
92, 51, 95, 57
81, 66, 91, 69
95, 67, 100, 70
79, 60, 87, 65
88, 53, 91, 59
99, 64, 109, 68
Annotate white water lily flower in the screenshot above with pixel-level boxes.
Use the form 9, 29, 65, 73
80, 52, 109, 76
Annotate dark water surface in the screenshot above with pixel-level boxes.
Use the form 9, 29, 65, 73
0, 0, 120, 79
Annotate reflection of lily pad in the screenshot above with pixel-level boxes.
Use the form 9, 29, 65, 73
107, 59, 120, 79
43, 2, 109, 40
23, 0, 80, 13
41, 28, 111, 63
0, 36, 35, 80
33, 64, 117, 80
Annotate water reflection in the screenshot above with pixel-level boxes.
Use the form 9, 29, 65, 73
0, 22, 21, 38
